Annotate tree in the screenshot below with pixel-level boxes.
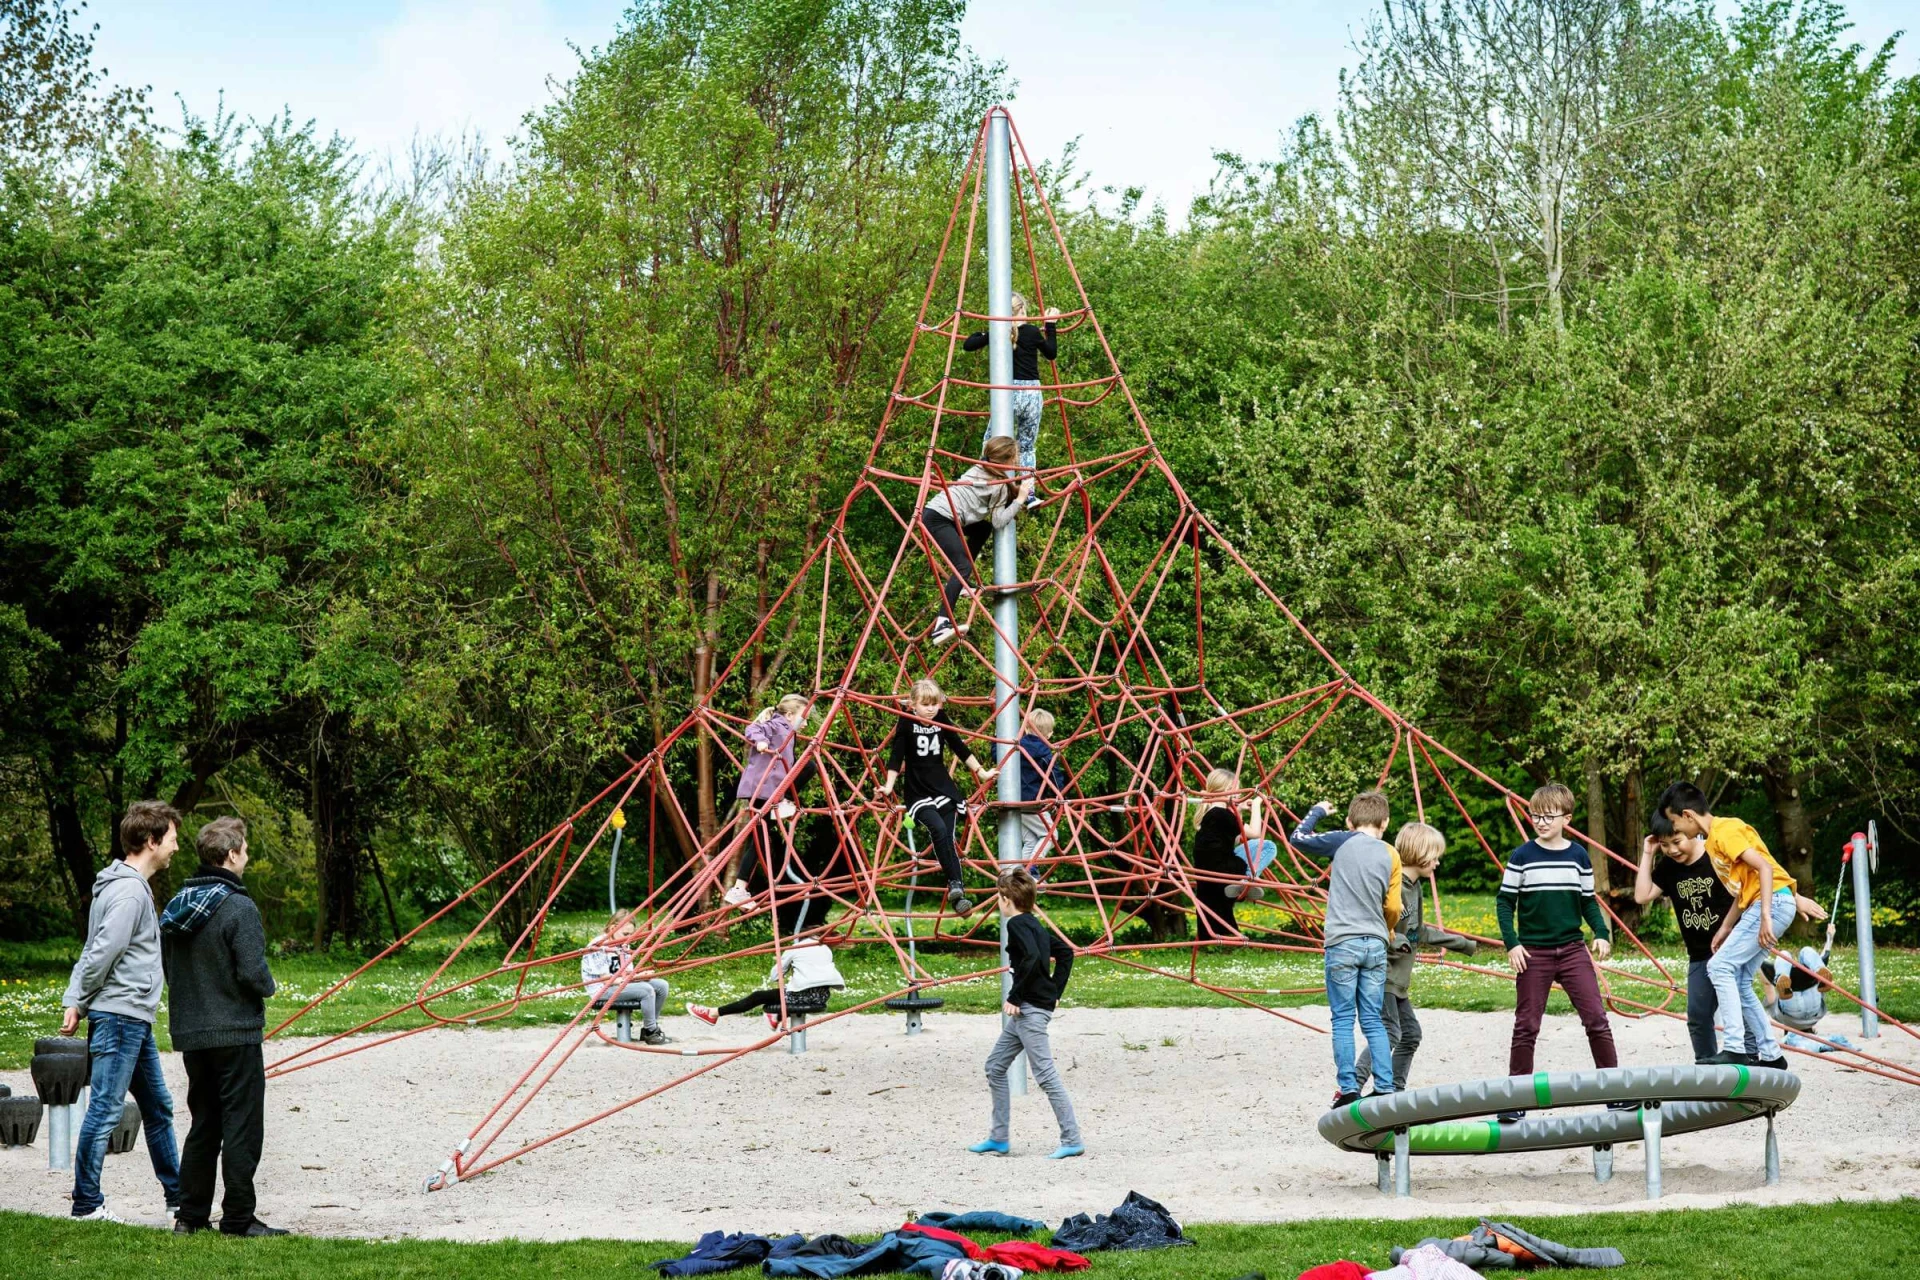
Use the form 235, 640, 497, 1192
0, 0, 146, 156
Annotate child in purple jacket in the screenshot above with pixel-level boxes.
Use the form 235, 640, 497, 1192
723, 694, 812, 908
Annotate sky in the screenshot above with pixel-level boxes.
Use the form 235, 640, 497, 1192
83, 0, 1918, 216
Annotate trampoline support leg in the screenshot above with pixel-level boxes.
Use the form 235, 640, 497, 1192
1764, 1111, 1779, 1187
1642, 1102, 1663, 1201
1593, 1143, 1613, 1184
1393, 1127, 1411, 1198
1376, 1151, 1392, 1195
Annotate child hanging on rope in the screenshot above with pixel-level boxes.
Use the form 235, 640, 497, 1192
1357, 822, 1476, 1092
876, 678, 997, 915
962, 292, 1059, 497
1016, 706, 1069, 874
921, 436, 1033, 646
582, 921, 673, 1046
686, 942, 846, 1033
1497, 782, 1623, 1122
722, 693, 812, 909
969, 869, 1083, 1160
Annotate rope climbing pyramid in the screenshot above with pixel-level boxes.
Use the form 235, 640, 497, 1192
261, 107, 1920, 1191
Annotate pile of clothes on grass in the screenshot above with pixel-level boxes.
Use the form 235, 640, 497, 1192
1295, 1220, 1626, 1280
648, 1194, 1191, 1278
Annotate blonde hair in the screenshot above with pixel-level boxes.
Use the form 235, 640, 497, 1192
908, 677, 945, 707
1203, 767, 1238, 794
1395, 821, 1445, 872
1347, 789, 1390, 830
1024, 706, 1056, 737
1009, 292, 1028, 316
752, 693, 813, 726
1530, 781, 1576, 816
982, 436, 1018, 468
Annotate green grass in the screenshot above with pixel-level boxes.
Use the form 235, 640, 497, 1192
2, 894, 1913, 1070
0, 1201, 1915, 1278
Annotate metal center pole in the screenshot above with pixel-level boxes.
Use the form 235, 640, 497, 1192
1851, 830, 1879, 1038
986, 108, 1026, 1096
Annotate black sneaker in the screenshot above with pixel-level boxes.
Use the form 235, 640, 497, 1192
173, 1219, 209, 1236
1757, 1056, 1789, 1071
1704, 1049, 1760, 1066
223, 1220, 290, 1238
639, 1026, 675, 1046
1331, 1090, 1363, 1108
946, 885, 974, 915
1497, 1110, 1527, 1124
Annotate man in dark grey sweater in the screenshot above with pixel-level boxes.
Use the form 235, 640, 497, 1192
159, 816, 285, 1237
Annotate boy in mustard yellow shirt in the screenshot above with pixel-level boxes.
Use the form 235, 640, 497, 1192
1656, 781, 1796, 1068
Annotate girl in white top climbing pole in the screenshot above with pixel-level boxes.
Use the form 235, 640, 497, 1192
920, 436, 1033, 646
875, 678, 997, 914
721, 693, 812, 909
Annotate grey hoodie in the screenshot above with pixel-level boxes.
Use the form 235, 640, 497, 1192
63, 859, 164, 1023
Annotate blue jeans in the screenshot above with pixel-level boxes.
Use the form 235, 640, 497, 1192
1707, 890, 1796, 1059
73, 1011, 180, 1215
1326, 936, 1394, 1094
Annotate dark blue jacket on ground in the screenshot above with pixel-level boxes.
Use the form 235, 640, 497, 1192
764, 1230, 966, 1278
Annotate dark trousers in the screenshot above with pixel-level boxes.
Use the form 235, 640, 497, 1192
907, 800, 966, 889
1358, 992, 1424, 1090
177, 1043, 266, 1233
1192, 880, 1238, 940
718, 987, 829, 1017
922, 509, 988, 619
1508, 939, 1618, 1076
1685, 958, 1720, 1062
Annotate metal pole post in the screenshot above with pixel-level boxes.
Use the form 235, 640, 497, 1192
1764, 1111, 1780, 1186
1392, 1127, 1411, 1198
1642, 1102, 1663, 1201
1375, 1151, 1392, 1195
1851, 831, 1879, 1038
985, 107, 1026, 1097
607, 809, 626, 917
1593, 1143, 1613, 1183
47, 1104, 70, 1172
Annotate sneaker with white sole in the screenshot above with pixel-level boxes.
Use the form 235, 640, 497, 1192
722, 884, 753, 908
73, 1206, 127, 1224
686, 1003, 719, 1026
930, 618, 958, 646
639, 1026, 675, 1046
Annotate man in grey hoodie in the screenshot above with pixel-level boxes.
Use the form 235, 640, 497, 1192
61, 800, 183, 1223
160, 816, 284, 1237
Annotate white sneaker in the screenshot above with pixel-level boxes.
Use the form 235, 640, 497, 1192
73, 1206, 127, 1224
930, 618, 957, 646
722, 884, 753, 908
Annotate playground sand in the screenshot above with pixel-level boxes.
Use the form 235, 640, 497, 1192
4, 1005, 1919, 1242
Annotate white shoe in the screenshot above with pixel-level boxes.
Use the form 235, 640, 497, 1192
722, 884, 753, 908
73, 1206, 127, 1224
930, 618, 958, 646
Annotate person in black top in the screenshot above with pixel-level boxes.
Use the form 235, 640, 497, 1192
1190, 767, 1262, 940
962, 292, 1059, 494
968, 869, 1083, 1159
1635, 814, 1735, 1062
876, 678, 996, 913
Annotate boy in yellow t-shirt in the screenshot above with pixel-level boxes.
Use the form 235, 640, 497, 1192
1657, 781, 1797, 1068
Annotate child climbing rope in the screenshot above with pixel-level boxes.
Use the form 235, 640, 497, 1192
962, 292, 1059, 492
686, 942, 846, 1032
722, 694, 813, 909
968, 868, 1083, 1160
875, 678, 997, 914
920, 436, 1033, 646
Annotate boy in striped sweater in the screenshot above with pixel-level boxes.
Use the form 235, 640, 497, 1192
1496, 782, 1621, 1122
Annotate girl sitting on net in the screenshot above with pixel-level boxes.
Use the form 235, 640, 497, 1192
722, 693, 812, 909
920, 436, 1033, 647
686, 942, 846, 1032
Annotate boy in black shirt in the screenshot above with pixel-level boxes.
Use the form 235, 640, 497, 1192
1635, 814, 1735, 1062
876, 678, 996, 913
968, 869, 1083, 1160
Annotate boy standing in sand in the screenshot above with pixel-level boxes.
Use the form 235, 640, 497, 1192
1293, 790, 1401, 1106
968, 869, 1083, 1160
1496, 782, 1620, 1122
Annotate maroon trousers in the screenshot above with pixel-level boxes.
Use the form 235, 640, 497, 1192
1508, 939, 1619, 1076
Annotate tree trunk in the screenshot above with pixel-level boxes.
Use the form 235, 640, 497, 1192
1762, 764, 1818, 941
693, 568, 723, 843
47, 788, 96, 935
310, 724, 364, 948
1584, 756, 1609, 897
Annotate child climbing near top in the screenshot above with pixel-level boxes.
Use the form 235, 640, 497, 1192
1293, 790, 1401, 1105
962, 292, 1060, 488
1191, 768, 1264, 940
968, 868, 1083, 1160
1015, 706, 1069, 872
686, 942, 846, 1032
722, 694, 812, 909
1497, 782, 1621, 1121
1357, 822, 1476, 1092
876, 678, 997, 914
920, 436, 1034, 646
1657, 780, 1800, 1068
581, 921, 673, 1046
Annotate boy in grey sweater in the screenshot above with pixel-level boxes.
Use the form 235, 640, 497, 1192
61, 800, 183, 1223
161, 816, 284, 1236
1293, 790, 1402, 1105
